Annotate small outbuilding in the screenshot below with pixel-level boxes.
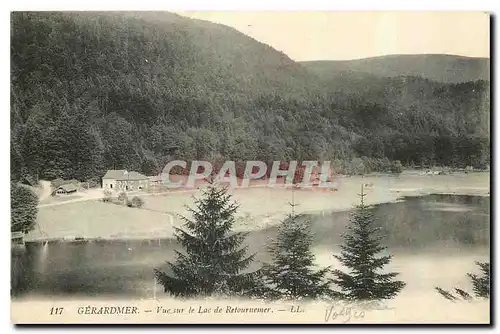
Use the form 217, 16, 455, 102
53, 184, 78, 196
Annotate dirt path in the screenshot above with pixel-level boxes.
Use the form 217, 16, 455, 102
37, 187, 202, 208
38, 181, 52, 202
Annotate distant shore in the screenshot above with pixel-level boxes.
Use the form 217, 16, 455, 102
22, 171, 490, 242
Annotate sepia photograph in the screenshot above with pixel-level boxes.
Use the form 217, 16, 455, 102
10, 10, 490, 325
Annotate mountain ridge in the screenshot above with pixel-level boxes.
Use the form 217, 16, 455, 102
301, 54, 490, 83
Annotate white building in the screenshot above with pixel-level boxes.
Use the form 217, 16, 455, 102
102, 170, 149, 191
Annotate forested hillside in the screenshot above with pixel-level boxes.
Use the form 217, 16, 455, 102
323, 75, 490, 167
302, 54, 490, 83
10, 12, 490, 184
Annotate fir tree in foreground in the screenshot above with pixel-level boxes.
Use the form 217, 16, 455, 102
260, 202, 333, 300
154, 184, 257, 298
436, 261, 490, 301
332, 187, 405, 301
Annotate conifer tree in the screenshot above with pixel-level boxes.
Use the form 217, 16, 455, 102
435, 261, 490, 301
260, 196, 333, 300
154, 184, 257, 298
332, 186, 405, 301
467, 261, 490, 298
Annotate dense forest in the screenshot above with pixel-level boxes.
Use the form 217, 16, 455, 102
10, 12, 490, 185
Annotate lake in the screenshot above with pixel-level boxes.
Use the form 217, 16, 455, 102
11, 194, 490, 300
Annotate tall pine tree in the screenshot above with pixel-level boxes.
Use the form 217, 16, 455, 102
154, 184, 257, 298
332, 186, 405, 301
260, 199, 334, 300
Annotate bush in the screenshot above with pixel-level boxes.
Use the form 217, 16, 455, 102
377, 157, 392, 172
391, 160, 403, 174
131, 196, 144, 208
126, 200, 133, 207
330, 159, 344, 174
348, 157, 366, 175
118, 192, 127, 203
11, 182, 39, 233
102, 190, 112, 202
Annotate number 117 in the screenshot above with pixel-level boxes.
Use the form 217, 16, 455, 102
49, 307, 64, 315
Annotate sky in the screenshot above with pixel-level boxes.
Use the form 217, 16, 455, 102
178, 11, 490, 61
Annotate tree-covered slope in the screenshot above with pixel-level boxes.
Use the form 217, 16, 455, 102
11, 11, 333, 182
301, 57, 490, 168
10, 12, 490, 184
327, 76, 490, 167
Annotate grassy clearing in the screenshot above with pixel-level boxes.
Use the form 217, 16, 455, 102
28, 201, 175, 241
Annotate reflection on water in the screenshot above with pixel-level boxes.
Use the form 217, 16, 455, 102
304, 194, 490, 250
11, 194, 490, 299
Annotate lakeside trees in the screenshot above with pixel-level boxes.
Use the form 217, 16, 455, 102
11, 182, 38, 233
154, 184, 407, 302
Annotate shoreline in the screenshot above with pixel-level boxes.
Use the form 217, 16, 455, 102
23, 191, 489, 243
22, 172, 490, 242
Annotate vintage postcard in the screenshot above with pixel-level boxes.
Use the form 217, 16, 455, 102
10, 11, 490, 324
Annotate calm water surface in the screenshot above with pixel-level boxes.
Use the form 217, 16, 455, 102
11, 194, 490, 299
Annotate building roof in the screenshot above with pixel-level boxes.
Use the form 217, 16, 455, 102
103, 170, 148, 181
125, 171, 149, 181
56, 184, 78, 192
103, 170, 127, 179
148, 174, 163, 182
